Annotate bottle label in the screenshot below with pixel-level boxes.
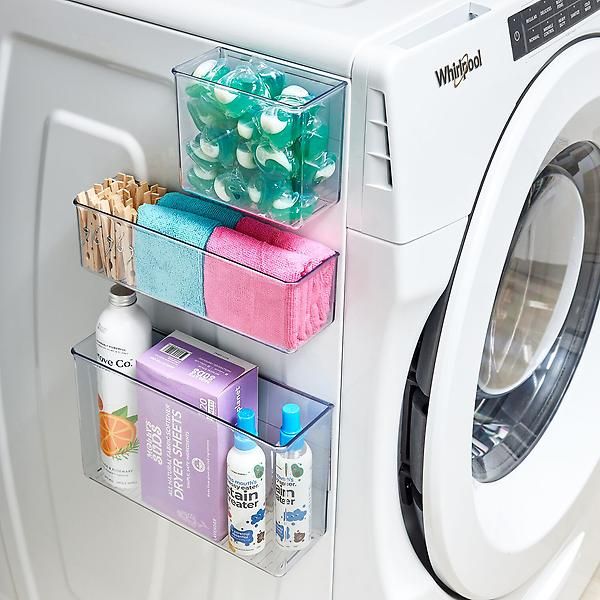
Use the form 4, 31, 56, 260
97, 338, 137, 374
97, 394, 140, 491
275, 453, 312, 549
227, 463, 266, 555
96, 336, 140, 492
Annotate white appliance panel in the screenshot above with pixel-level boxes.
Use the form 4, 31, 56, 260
0, 4, 345, 598
0, 533, 16, 600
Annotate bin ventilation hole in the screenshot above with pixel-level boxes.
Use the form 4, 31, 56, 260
366, 89, 393, 191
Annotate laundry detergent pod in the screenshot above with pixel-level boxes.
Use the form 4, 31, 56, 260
260, 106, 299, 149
268, 190, 301, 223
186, 58, 231, 99
250, 59, 286, 99
187, 98, 236, 131
213, 168, 249, 205
237, 107, 262, 141
297, 191, 320, 220
187, 165, 219, 195
246, 174, 299, 221
255, 139, 298, 177
298, 116, 329, 160
192, 58, 231, 82
187, 135, 219, 167
246, 173, 269, 209
236, 141, 258, 171
197, 126, 239, 167
278, 85, 313, 105
303, 151, 337, 186
214, 65, 271, 118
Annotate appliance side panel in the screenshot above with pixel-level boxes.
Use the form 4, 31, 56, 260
334, 220, 466, 600
0, 0, 347, 598
0, 532, 16, 600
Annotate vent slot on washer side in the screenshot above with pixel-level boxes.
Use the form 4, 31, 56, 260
365, 88, 393, 191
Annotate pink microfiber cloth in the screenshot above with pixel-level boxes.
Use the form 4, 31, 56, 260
204, 224, 336, 351
235, 217, 336, 332
236, 217, 334, 269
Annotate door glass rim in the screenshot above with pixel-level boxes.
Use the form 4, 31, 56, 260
472, 140, 600, 483
477, 168, 585, 396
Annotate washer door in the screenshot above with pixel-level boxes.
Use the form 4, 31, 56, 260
422, 39, 600, 599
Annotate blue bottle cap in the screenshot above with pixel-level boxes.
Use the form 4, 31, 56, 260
234, 408, 258, 451
279, 403, 304, 450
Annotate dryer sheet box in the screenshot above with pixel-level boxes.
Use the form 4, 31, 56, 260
136, 331, 258, 541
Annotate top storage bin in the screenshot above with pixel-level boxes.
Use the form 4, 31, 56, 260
174, 48, 346, 229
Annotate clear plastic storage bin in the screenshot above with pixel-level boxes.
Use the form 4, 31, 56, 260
72, 332, 333, 576
173, 48, 346, 228
75, 200, 338, 352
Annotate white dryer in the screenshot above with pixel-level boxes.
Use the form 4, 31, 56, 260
0, 1, 600, 600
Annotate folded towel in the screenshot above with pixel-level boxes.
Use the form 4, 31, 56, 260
135, 204, 220, 315
234, 216, 336, 330
206, 226, 320, 283
133, 193, 336, 349
235, 216, 335, 268
159, 192, 242, 230
204, 226, 335, 350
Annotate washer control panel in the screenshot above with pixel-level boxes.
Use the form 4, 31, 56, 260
509, 0, 600, 60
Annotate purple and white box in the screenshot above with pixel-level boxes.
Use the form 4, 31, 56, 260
136, 331, 258, 541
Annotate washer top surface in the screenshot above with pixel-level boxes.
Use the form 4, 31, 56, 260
68, 0, 478, 74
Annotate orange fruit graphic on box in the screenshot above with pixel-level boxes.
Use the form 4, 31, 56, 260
99, 411, 136, 456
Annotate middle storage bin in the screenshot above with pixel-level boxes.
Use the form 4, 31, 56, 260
74, 194, 338, 352
72, 331, 333, 576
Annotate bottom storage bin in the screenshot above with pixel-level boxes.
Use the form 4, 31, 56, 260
72, 331, 333, 576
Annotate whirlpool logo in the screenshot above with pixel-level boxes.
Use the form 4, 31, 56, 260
435, 50, 483, 88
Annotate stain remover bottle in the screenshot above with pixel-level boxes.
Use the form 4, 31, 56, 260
227, 408, 266, 556
275, 403, 312, 550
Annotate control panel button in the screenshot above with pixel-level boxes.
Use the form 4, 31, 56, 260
542, 17, 557, 38
509, 0, 599, 61
556, 9, 569, 29
527, 24, 543, 49
568, 1, 584, 24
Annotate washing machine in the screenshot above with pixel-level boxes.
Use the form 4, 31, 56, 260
1, 0, 600, 599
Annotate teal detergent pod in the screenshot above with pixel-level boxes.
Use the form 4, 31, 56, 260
269, 191, 301, 223
187, 164, 220, 195
186, 58, 231, 100
260, 105, 299, 149
277, 85, 320, 118
249, 58, 286, 99
187, 98, 236, 131
213, 167, 249, 205
255, 139, 298, 178
214, 65, 271, 118
186, 59, 236, 131
187, 134, 219, 165
237, 106, 262, 141
197, 126, 238, 167
236, 141, 259, 172
296, 192, 319, 220
247, 174, 300, 222
278, 84, 313, 106
298, 116, 330, 159
246, 173, 270, 211
303, 151, 337, 187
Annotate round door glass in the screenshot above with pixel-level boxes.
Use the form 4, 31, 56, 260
472, 141, 600, 483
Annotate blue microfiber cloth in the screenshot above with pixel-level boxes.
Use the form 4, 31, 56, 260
135, 204, 220, 316
159, 192, 243, 230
